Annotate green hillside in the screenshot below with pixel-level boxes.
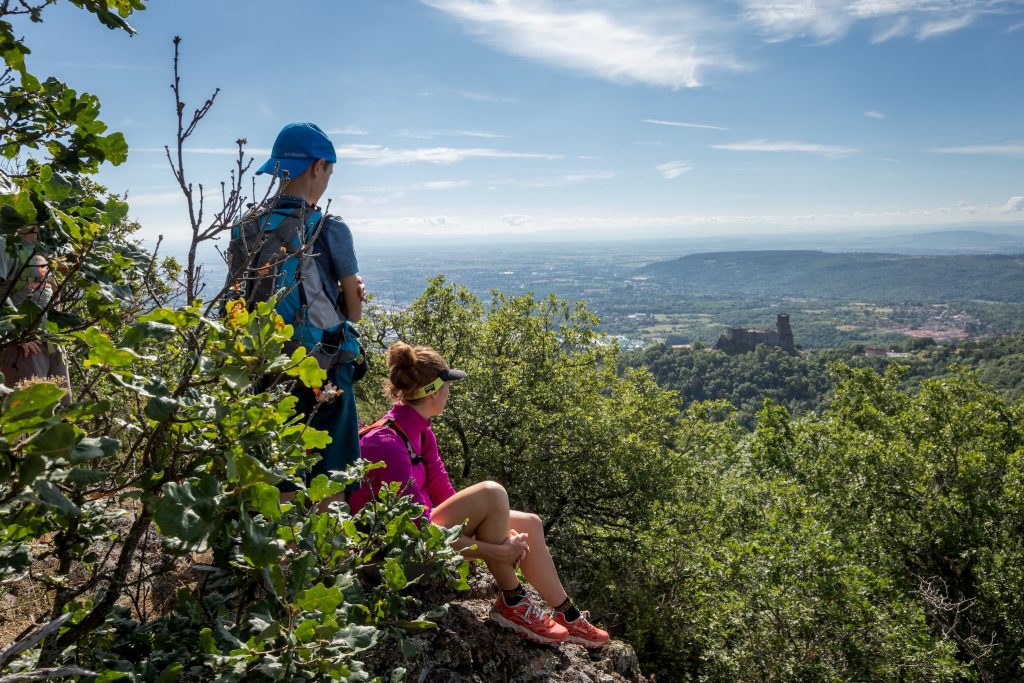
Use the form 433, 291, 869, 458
636, 250, 1024, 302
626, 333, 1024, 429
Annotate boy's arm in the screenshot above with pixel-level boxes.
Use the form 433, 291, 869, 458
339, 274, 363, 322
324, 217, 362, 321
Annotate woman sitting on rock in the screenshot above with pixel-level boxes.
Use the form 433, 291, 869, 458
348, 341, 609, 648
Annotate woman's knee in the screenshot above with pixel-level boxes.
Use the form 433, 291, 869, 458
515, 512, 543, 535
478, 480, 508, 506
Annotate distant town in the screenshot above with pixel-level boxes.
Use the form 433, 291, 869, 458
194, 235, 1024, 352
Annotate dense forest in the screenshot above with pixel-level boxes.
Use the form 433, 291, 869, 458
626, 334, 1024, 428
3, 4, 1024, 683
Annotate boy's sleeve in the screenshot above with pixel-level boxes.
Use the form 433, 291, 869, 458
324, 216, 358, 278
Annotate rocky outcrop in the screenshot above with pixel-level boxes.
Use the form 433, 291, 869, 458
364, 564, 647, 683
714, 313, 797, 355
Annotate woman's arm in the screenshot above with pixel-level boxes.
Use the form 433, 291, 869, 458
422, 429, 456, 506
450, 531, 529, 566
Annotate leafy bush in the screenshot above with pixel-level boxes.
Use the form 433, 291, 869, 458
0, 5, 467, 680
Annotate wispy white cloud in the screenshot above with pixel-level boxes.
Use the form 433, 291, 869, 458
395, 128, 510, 140
713, 139, 858, 158
454, 89, 520, 104
414, 180, 474, 190
347, 199, 1022, 237
931, 142, 1024, 156
485, 171, 616, 188
740, 0, 1007, 43
1008, 19, 1024, 31
500, 214, 532, 226
341, 179, 473, 194
1002, 196, 1024, 212
916, 13, 975, 39
327, 126, 369, 136
420, 0, 741, 89
871, 15, 912, 42
864, 110, 886, 119
561, 171, 616, 183
445, 129, 510, 139
740, 0, 857, 43
656, 160, 694, 179
336, 143, 561, 165
643, 118, 729, 131
544, 200, 1024, 230
331, 190, 406, 208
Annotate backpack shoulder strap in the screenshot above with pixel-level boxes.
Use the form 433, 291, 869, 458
358, 417, 421, 464
358, 417, 393, 438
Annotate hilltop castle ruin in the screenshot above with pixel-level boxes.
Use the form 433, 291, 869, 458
713, 314, 798, 356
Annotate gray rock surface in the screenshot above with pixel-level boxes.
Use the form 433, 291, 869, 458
364, 564, 647, 682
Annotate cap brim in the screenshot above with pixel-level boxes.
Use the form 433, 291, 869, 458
256, 156, 314, 178
441, 368, 467, 381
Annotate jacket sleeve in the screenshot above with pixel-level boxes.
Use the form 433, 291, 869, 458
422, 428, 456, 506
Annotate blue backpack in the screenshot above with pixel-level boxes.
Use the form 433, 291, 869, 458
225, 197, 360, 369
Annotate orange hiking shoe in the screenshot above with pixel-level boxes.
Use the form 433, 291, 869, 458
490, 595, 569, 646
553, 610, 610, 649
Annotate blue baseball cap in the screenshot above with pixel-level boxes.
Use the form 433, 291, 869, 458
256, 122, 337, 178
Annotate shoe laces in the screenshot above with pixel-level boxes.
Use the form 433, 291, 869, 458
522, 600, 553, 625
566, 610, 596, 630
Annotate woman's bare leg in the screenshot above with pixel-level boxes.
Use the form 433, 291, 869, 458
509, 510, 568, 608
431, 481, 518, 590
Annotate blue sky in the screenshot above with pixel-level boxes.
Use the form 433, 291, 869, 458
21, 0, 1024, 247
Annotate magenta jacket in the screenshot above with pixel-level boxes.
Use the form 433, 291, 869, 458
348, 403, 457, 520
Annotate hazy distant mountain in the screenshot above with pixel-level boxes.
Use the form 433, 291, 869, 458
846, 230, 1024, 255
635, 251, 1024, 302
350, 223, 1024, 256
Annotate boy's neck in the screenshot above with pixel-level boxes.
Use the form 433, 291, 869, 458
278, 178, 315, 205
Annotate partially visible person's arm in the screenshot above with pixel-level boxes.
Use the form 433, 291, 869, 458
422, 429, 456, 505
340, 274, 363, 322
18, 340, 40, 357
324, 217, 362, 321
451, 531, 530, 566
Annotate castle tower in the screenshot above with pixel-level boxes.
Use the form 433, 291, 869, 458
777, 314, 796, 355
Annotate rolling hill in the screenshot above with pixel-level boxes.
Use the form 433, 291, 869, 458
635, 250, 1024, 302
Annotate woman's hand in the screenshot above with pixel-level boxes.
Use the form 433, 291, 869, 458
452, 530, 530, 567
502, 530, 530, 568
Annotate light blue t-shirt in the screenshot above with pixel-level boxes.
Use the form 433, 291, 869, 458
323, 215, 358, 279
